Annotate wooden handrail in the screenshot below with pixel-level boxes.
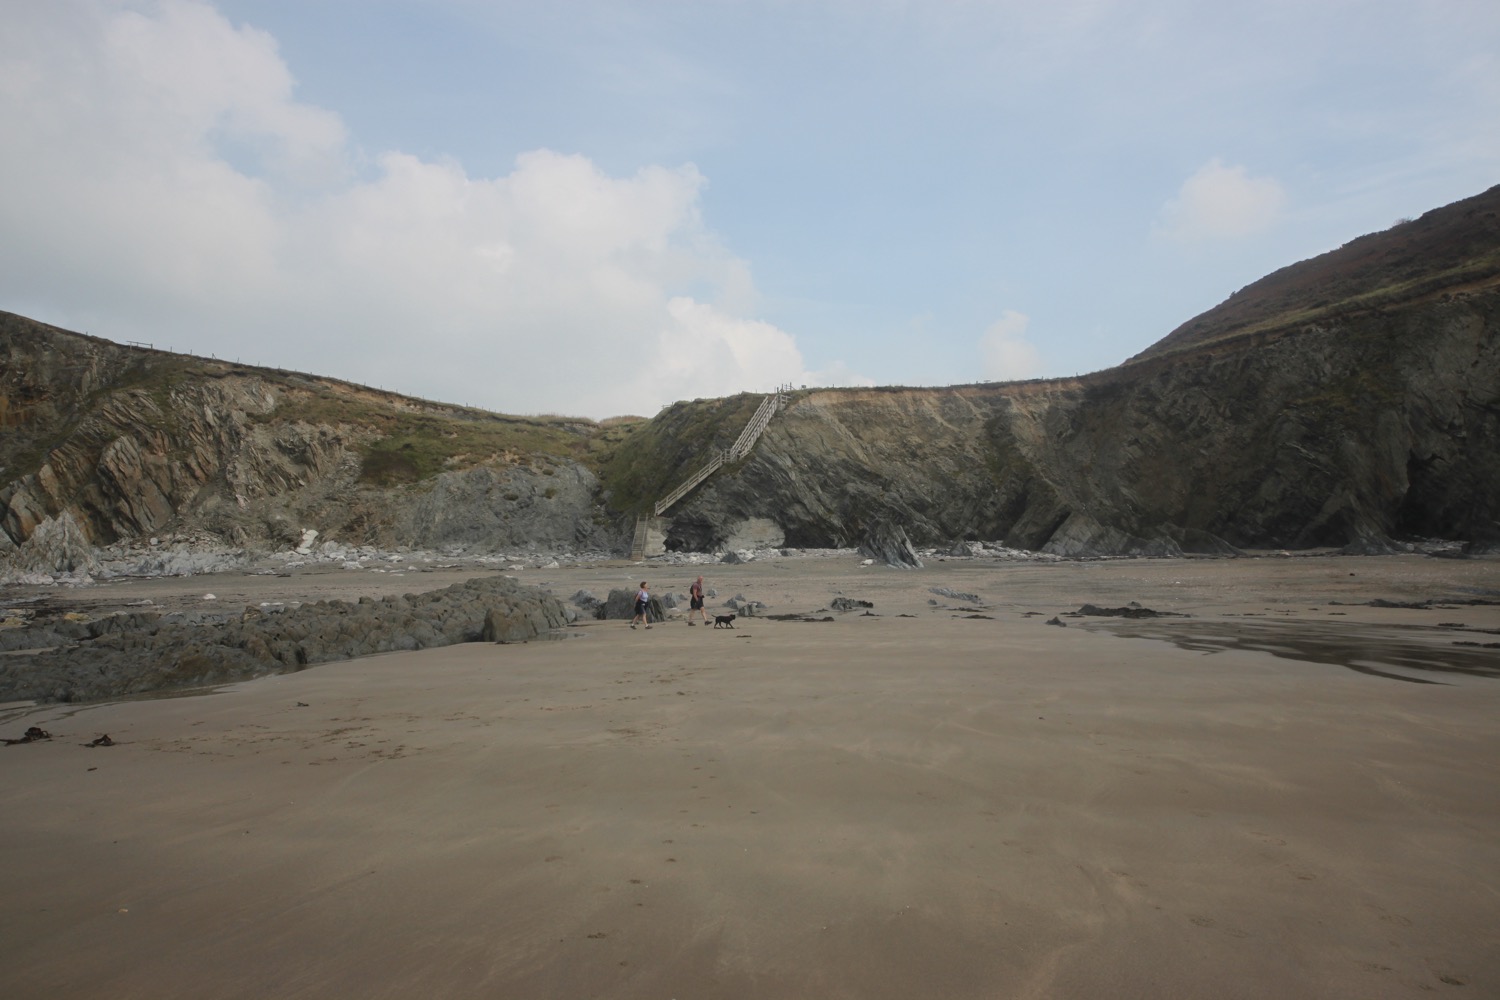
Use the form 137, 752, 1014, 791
651, 389, 785, 516
654, 451, 726, 516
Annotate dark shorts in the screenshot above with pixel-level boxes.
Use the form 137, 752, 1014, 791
635, 600, 649, 615
690, 596, 704, 610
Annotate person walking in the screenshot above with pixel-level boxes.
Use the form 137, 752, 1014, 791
630, 581, 652, 629
687, 575, 708, 625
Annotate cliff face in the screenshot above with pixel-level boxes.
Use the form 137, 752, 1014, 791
4, 185, 1498, 567
0, 315, 625, 566
654, 189, 1500, 556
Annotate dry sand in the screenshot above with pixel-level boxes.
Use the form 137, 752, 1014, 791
2, 554, 1498, 999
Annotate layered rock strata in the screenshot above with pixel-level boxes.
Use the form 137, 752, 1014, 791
652, 188, 1500, 555
3, 185, 1498, 565
0, 314, 623, 572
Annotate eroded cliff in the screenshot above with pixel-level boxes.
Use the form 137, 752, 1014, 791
0, 315, 629, 570
644, 187, 1500, 555
4, 185, 1498, 568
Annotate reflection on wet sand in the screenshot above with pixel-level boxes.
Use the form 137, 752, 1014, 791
1092, 618, 1500, 684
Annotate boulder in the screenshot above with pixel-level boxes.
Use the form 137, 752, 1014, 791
858, 523, 923, 569
723, 594, 766, 615
1075, 604, 1187, 619
930, 587, 981, 604
600, 588, 666, 622
570, 589, 603, 616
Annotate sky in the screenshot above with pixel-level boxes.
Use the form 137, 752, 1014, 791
3, 1, 1498, 419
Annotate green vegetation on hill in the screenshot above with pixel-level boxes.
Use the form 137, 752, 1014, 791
1149, 252, 1500, 359
600, 393, 763, 513
1134, 184, 1500, 361
253, 386, 648, 486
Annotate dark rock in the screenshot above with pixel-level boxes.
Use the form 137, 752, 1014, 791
859, 523, 923, 569
1075, 604, 1188, 618
1041, 514, 1185, 558
0, 575, 569, 704
600, 588, 665, 622
830, 597, 874, 612
86, 611, 163, 638
930, 587, 981, 603
1340, 530, 1403, 556
0, 628, 73, 652
483, 606, 536, 643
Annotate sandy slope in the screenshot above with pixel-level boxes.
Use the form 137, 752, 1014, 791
2, 554, 1498, 998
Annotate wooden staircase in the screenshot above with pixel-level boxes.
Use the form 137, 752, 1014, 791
630, 387, 790, 559
629, 514, 652, 561
653, 451, 726, 517
655, 388, 787, 517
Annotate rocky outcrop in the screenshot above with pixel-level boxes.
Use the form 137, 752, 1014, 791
0, 575, 570, 703
859, 522, 923, 568
2, 512, 99, 581
600, 588, 666, 622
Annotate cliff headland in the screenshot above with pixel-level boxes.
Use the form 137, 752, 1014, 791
3, 184, 1498, 579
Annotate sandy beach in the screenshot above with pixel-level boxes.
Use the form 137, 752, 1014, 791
3, 554, 1498, 999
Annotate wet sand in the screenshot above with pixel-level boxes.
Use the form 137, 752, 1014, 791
2, 554, 1498, 998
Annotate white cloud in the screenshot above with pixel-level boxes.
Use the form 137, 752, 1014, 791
0, 0, 851, 419
1156, 159, 1287, 241
979, 310, 1043, 381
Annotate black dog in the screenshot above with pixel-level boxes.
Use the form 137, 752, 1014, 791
713, 614, 737, 629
